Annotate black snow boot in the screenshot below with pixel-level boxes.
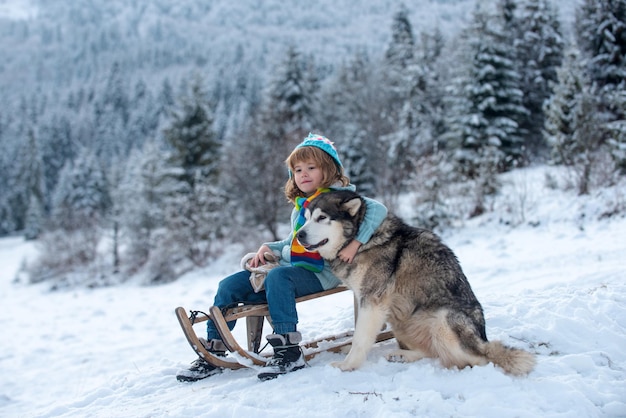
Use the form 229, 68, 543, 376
257, 332, 307, 381
176, 339, 227, 382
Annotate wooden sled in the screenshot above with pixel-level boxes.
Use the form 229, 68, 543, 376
176, 285, 394, 370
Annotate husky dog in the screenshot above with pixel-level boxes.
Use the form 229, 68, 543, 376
296, 190, 535, 376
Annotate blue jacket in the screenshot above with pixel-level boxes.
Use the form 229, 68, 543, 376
264, 184, 387, 290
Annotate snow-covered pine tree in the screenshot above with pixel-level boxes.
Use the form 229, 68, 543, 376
94, 62, 130, 162
51, 147, 110, 231
576, 0, 626, 173
318, 51, 382, 197
0, 114, 18, 235
223, 46, 318, 240
544, 47, 610, 194
24, 193, 45, 241
157, 74, 224, 274
379, 6, 427, 209
544, 47, 586, 166
114, 141, 171, 274
163, 75, 220, 191
454, 4, 527, 177
576, 0, 626, 91
28, 147, 110, 283
514, 0, 564, 157
40, 113, 76, 212
1, 126, 46, 236
20, 128, 47, 240
383, 63, 434, 211
125, 79, 162, 153
385, 4, 416, 87
418, 26, 447, 143
265, 45, 318, 138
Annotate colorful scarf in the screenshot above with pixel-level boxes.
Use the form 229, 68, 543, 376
290, 188, 329, 272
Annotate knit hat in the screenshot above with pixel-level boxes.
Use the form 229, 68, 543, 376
294, 133, 343, 171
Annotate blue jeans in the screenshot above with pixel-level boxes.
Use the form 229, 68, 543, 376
207, 266, 324, 339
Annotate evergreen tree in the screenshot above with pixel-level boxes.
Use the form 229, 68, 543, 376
544, 48, 609, 194
544, 48, 586, 166
385, 5, 416, 79
576, 0, 626, 173
30, 147, 110, 282
576, 0, 626, 90
95, 103, 126, 162
125, 79, 161, 152
94, 62, 130, 161
515, 0, 565, 157
6, 127, 47, 234
498, 0, 519, 30
163, 75, 220, 191
154, 74, 224, 275
383, 62, 435, 210
157, 78, 176, 118
160, 168, 226, 274
418, 26, 447, 142
100, 62, 130, 125
224, 46, 319, 240
0, 118, 18, 235
380, 6, 429, 209
265, 45, 317, 137
21, 129, 47, 239
452, 5, 527, 177
340, 131, 378, 197
384, 25, 448, 208
318, 51, 382, 197
40, 113, 75, 212
24, 193, 45, 240
51, 147, 110, 231
114, 140, 181, 278
382, 4, 417, 125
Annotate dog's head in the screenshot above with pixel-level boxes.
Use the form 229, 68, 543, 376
296, 190, 366, 260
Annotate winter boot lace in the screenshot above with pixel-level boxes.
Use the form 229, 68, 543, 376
176, 339, 227, 382
257, 332, 307, 381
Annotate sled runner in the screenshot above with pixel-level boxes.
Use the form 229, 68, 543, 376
176, 286, 394, 370
175, 306, 247, 370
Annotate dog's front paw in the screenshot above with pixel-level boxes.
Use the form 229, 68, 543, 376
331, 360, 357, 371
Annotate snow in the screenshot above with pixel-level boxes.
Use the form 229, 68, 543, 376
1, 166, 625, 418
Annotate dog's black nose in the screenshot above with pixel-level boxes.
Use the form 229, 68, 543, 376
296, 230, 306, 242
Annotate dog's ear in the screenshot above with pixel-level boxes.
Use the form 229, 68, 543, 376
341, 197, 362, 217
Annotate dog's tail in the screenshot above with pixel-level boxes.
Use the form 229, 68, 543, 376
484, 341, 536, 376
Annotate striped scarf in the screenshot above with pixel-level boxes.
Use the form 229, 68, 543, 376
290, 188, 329, 272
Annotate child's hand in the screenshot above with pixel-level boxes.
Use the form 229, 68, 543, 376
338, 240, 361, 263
250, 245, 272, 268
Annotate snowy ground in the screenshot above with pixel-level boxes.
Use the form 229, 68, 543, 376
1, 166, 625, 418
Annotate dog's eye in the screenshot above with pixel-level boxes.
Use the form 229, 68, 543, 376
317, 215, 327, 221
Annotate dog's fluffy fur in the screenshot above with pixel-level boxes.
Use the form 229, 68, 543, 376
296, 190, 535, 376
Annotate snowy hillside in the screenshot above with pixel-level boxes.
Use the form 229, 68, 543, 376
1, 165, 624, 418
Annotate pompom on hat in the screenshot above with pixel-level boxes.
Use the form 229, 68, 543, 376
292, 133, 343, 172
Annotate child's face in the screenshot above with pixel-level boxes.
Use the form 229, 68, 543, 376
292, 159, 324, 195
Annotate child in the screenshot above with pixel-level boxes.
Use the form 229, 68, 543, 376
177, 133, 387, 382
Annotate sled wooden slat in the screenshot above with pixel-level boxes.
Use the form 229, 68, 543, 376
178, 286, 350, 325
222, 285, 350, 322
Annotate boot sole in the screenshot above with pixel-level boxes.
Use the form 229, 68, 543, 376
257, 364, 306, 381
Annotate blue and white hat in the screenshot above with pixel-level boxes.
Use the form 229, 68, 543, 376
294, 133, 343, 170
